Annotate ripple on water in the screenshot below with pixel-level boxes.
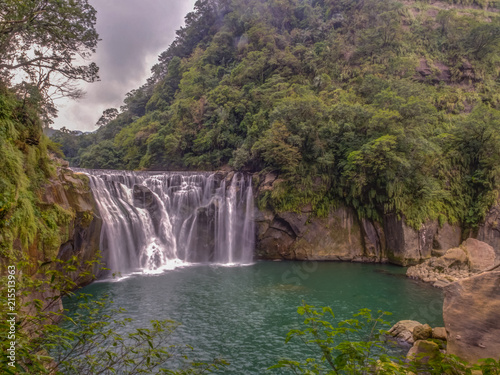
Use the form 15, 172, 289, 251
64, 261, 443, 374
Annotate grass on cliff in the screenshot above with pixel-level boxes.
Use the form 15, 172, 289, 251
0, 85, 73, 268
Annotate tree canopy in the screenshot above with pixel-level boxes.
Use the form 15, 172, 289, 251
0, 0, 99, 124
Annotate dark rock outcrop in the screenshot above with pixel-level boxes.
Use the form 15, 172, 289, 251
257, 206, 373, 261
133, 184, 163, 234
384, 215, 436, 266
361, 218, 386, 261
189, 204, 216, 262
443, 269, 500, 363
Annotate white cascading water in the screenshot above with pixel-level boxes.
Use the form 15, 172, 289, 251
73, 169, 255, 274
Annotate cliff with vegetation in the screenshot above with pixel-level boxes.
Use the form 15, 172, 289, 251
0, 86, 101, 282
52, 0, 500, 262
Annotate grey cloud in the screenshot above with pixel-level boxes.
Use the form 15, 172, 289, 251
54, 0, 196, 131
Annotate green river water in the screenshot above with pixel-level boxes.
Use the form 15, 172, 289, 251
65, 261, 443, 374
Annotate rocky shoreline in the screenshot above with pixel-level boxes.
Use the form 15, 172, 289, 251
390, 267, 500, 364
406, 238, 497, 288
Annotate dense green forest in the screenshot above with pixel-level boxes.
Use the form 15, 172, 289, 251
53, 0, 500, 228
0, 85, 74, 260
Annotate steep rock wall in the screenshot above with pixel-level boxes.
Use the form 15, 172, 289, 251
253, 174, 498, 266
39, 168, 498, 269
477, 200, 500, 260
256, 206, 379, 261
39, 167, 102, 284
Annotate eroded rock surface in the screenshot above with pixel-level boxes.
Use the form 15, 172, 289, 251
256, 206, 371, 261
254, 172, 499, 266
384, 215, 436, 266
443, 269, 500, 363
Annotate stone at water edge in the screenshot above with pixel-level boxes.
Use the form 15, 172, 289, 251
388, 320, 422, 345
432, 327, 447, 341
413, 324, 433, 341
443, 270, 500, 363
407, 340, 441, 363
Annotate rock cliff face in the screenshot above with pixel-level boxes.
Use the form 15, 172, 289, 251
477, 201, 500, 260
256, 204, 466, 265
254, 175, 500, 265
41, 167, 102, 284
256, 206, 371, 261
443, 269, 500, 363
37, 168, 500, 270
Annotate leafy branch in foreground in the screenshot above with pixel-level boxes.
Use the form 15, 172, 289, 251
41, 294, 227, 375
0, 255, 227, 374
270, 302, 500, 375
270, 303, 398, 375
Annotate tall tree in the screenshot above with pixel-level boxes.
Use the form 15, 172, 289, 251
0, 0, 99, 124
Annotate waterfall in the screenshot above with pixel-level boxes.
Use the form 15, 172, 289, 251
74, 169, 255, 274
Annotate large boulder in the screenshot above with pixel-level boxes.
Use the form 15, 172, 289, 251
462, 238, 496, 272
407, 340, 441, 363
388, 320, 422, 345
443, 270, 500, 363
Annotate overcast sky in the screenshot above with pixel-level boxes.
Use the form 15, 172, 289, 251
53, 0, 196, 131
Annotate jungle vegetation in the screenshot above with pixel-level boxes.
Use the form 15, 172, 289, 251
53, 0, 500, 229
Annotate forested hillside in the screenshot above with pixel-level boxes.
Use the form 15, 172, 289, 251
53, 0, 500, 229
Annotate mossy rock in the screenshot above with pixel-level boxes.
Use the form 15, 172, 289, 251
407, 339, 441, 364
